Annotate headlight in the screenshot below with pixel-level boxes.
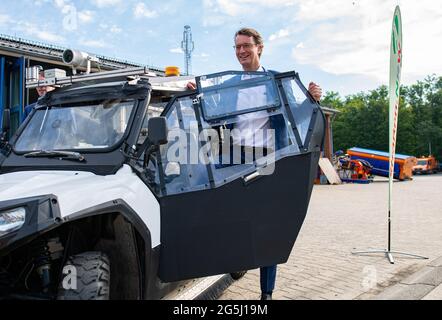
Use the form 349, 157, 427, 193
0, 207, 26, 236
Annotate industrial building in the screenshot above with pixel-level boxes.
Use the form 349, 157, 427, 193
0, 34, 164, 135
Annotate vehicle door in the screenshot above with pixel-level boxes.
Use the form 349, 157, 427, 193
153, 71, 325, 282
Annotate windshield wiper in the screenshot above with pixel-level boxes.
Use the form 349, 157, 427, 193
24, 150, 85, 162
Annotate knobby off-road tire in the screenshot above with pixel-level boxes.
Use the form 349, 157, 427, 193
230, 271, 247, 280
57, 252, 110, 300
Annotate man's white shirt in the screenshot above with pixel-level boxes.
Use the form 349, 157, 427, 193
231, 66, 274, 148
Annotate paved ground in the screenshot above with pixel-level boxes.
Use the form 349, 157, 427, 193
219, 173, 442, 300
371, 255, 442, 300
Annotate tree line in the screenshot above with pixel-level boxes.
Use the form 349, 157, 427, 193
322, 75, 442, 161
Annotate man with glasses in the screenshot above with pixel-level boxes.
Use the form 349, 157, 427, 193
188, 27, 322, 300
22, 69, 55, 122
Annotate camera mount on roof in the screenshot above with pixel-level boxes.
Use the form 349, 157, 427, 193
62, 49, 100, 75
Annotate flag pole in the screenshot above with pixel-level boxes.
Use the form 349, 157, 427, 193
352, 5, 427, 264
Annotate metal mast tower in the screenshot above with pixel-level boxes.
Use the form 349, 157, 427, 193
181, 25, 194, 76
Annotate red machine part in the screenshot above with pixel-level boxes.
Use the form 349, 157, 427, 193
338, 157, 373, 181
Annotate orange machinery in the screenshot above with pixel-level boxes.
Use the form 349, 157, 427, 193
413, 156, 439, 174
347, 147, 417, 181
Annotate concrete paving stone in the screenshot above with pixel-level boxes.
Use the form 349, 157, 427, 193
303, 293, 324, 300
318, 293, 342, 300
296, 272, 318, 279
317, 269, 343, 277
338, 291, 365, 300
401, 266, 442, 286
308, 266, 332, 274
346, 284, 367, 292
314, 275, 338, 283
295, 279, 321, 288
323, 274, 353, 283
219, 175, 442, 300
284, 286, 308, 295
277, 274, 299, 282
373, 283, 434, 300
236, 286, 260, 294
341, 276, 364, 284
280, 289, 307, 297
422, 284, 442, 300
225, 288, 244, 295
332, 267, 365, 276
278, 287, 300, 295
327, 282, 358, 292
295, 286, 325, 296
326, 281, 357, 291
306, 285, 331, 294
428, 257, 442, 268
323, 284, 347, 294
280, 279, 303, 286
238, 279, 259, 286
283, 280, 307, 288
283, 269, 307, 278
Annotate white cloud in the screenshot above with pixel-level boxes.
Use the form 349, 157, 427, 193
92, 0, 122, 8
269, 28, 290, 41
134, 3, 158, 19
202, 0, 295, 26
53, 0, 67, 8
289, 0, 442, 85
34, 0, 52, 6
98, 23, 122, 34
52, 0, 77, 21
78, 10, 94, 24
78, 39, 109, 48
170, 48, 183, 54
37, 30, 65, 42
109, 25, 122, 34
0, 14, 10, 25
294, 0, 364, 23
53, 0, 71, 12
15, 21, 65, 43
194, 52, 210, 58
202, 0, 441, 86
204, 0, 295, 16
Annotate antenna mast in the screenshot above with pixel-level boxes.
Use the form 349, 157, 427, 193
181, 25, 194, 76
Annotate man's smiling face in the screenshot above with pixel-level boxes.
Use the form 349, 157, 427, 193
235, 34, 263, 71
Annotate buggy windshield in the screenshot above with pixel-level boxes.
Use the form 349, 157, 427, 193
14, 99, 135, 152
149, 70, 323, 196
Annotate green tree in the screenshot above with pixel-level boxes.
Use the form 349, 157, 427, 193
331, 75, 442, 161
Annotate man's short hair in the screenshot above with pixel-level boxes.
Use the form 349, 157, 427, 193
235, 28, 264, 57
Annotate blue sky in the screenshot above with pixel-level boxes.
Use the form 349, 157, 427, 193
0, 0, 441, 96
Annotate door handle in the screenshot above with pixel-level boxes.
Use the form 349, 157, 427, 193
243, 171, 261, 184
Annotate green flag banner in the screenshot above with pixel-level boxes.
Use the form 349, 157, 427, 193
389, 6, 402, 212
350, 5, 426, 262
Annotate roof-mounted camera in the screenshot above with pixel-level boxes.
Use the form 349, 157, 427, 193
62, 49, 100, 74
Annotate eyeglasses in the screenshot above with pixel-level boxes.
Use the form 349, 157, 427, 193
233, 43, 257, 51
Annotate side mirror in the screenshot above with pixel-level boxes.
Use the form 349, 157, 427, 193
148, 117, 168, 146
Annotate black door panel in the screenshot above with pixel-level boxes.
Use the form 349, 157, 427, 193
159, 151, 320, 282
